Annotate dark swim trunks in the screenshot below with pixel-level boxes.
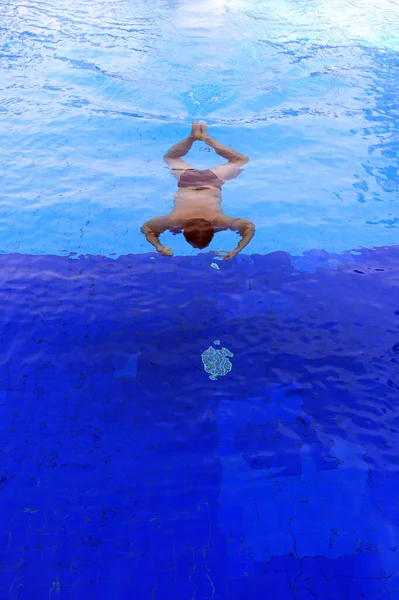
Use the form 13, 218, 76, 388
178, 168, 223, 191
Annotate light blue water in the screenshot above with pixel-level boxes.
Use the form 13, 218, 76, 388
1, 0, 398, 257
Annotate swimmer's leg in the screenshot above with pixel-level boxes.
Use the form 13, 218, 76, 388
164, 123, 201, 179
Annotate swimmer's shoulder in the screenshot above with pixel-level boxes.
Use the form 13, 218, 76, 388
212, 214, 232, 230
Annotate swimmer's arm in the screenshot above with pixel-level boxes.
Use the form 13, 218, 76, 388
224, 219, 255, 260
141, 218, 173, 256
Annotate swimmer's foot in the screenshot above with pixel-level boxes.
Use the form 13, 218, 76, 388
200, 122, 209, 139
191, 121, 202, 140
191, 121, 209, 140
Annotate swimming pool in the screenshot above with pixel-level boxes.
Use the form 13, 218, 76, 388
1, 0, 399, 597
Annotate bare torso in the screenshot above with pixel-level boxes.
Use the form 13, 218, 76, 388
169, 185, 229, 231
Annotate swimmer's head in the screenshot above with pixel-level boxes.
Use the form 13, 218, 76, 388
183, 218, 214, 249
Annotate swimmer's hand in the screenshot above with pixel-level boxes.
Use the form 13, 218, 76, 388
222, 250, 239, 261
215, 249, 238, 261
157, 246, 174, 257
216, 221, 255, 260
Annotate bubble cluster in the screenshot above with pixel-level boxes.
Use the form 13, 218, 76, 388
201, 342, 234, 380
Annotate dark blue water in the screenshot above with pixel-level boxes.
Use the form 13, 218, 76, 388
1, 248, 399, 598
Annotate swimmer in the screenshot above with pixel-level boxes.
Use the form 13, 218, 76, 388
141, 121, 255, 259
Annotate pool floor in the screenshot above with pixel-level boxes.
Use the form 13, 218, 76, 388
1, 247, 399, 598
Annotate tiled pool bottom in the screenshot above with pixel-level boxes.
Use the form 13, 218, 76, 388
1, 247, 399, 599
